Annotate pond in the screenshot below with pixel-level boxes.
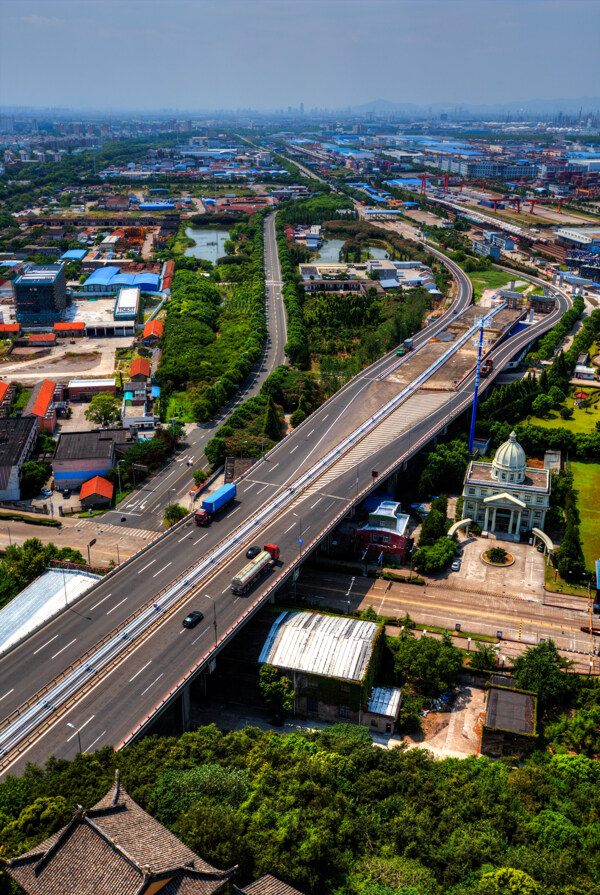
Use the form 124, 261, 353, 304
317, 239, 390, 262
316, 238, 346, 262
184, 227, 231, 262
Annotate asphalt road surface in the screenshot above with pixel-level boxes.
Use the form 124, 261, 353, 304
0, 251, 571, 774
101, 212, 287, 531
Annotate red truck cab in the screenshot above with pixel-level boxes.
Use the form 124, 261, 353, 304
194, 509, 209, 526
264, 544, 280, 561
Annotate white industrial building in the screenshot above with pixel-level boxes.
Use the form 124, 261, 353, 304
0, 568, 101, 655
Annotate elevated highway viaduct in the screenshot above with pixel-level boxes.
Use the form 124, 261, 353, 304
0, 252, 571, 776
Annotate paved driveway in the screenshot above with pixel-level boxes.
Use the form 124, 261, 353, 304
450, 535, 546, 599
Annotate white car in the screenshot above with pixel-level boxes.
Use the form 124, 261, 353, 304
451, 560, 461, 572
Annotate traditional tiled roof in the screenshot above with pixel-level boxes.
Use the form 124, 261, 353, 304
130, 357, 151, 379
0, 323, 20, 334
235, 875, 306, 895
80, 475, 114, 501
2, 773, 235, 895
142, 318, 164, 340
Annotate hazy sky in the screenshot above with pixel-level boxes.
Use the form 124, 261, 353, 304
1, 0, 598, 111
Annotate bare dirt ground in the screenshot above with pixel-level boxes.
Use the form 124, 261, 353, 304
403, 685, 485, 758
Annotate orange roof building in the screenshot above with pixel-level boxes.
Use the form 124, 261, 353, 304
24, 379, 58, 432
130, 356, 151, 380
142, 318, 164, 342
0, 382, 9, 405
0, 323, 20, 335
79, 475, 114, 506
53, 321, 86, 334
27, 332, 56, 344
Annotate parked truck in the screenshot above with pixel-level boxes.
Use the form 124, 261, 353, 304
194, 483, 236, 526
231, 544, 280, 595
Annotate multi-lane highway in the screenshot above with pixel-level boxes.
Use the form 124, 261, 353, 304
100, 212, 287, 531
0, 236, 571, 776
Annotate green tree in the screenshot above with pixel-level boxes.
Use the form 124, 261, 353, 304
84, 392, 122, 427
469, 641, 498, 671
549, 385, 566, 407
2, 539, 84, 592
532, 394, 553, 417
19, 461, 49, 499
477, 868, 539, 894
163, 503, 187, 528
259, 664, 295, 718
511, 640, 572, 708
192, 469, 207, 487
392, 633, 463, 697
413, 537, 456, 574
487, 547, 507, 563
262, 395, 281, 441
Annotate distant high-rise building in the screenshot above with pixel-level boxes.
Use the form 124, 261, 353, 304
300, 103, 304, 115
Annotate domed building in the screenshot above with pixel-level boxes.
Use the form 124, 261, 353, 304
461, 431, 550, 538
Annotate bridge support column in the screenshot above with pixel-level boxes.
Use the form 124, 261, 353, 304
181, 683, 191, 732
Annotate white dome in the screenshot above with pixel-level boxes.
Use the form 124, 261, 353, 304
492, 431, 526, 484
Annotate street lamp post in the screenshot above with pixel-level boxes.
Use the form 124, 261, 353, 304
66, 722, 82, 754
293, 512, 303, 547
117, 460, 124, 498
205, 594, 217, 647
345, 576, 356, 615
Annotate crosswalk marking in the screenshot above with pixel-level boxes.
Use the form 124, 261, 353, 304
74, 520, 159, 540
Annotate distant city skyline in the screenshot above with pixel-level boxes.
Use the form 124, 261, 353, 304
1, 0, 598, 113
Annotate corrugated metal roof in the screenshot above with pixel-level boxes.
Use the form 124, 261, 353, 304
0, 569, 101, 655
367, 686, 402, 717
259, 612, 379, 682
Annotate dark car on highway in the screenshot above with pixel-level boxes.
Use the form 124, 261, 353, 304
182, 611, 204, 629
246, 545, 261, 559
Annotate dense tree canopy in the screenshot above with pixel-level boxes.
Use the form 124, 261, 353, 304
1, 727, 599, 895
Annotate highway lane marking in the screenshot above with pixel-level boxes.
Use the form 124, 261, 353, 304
129, 660, 152, 683
106, 598, 128, 615
192, 631, 206, 644
178, 531, 193, 543
51, 638, 77, 660
290, 446, 298, 453
284, 523, 295, 533
256, 484, 269, 494
244, 482, 257, 492
138, 559, 156, 574
221, 586, 229, 594
33, 634, 59, 655
0, 689, 14, 702
66, 715, 95, 742
322, 414, 329, 420
141, 673, 163, 696
85, 729, 107, 752
310, 499, 322, 509
307, 429, 315, 437
194, 533, 208, 544
90, 593, 112, 611
153, 562, 172, 578
270, 463, 279, 471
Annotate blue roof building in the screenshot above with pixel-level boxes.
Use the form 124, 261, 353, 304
82, 267, 161, 294
60, 249, 87, 261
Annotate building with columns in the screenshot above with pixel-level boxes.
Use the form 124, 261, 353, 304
461, 431, 550, 539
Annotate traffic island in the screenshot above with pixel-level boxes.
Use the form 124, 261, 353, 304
481, 547, 514, 567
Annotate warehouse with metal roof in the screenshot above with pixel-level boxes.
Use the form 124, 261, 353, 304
82, 267, 161, 294
259, 611, 379, 682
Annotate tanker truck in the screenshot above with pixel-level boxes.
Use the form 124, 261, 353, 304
231, 544, 280, 595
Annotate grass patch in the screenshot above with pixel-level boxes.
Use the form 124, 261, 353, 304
570, 461, 600, 571
0, 511, 61, 527
77, 509, 107, 518
468, 269, 523, 303
165, 390, 196, 423
544, 563, 590, 598
527, 390, 600, 435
